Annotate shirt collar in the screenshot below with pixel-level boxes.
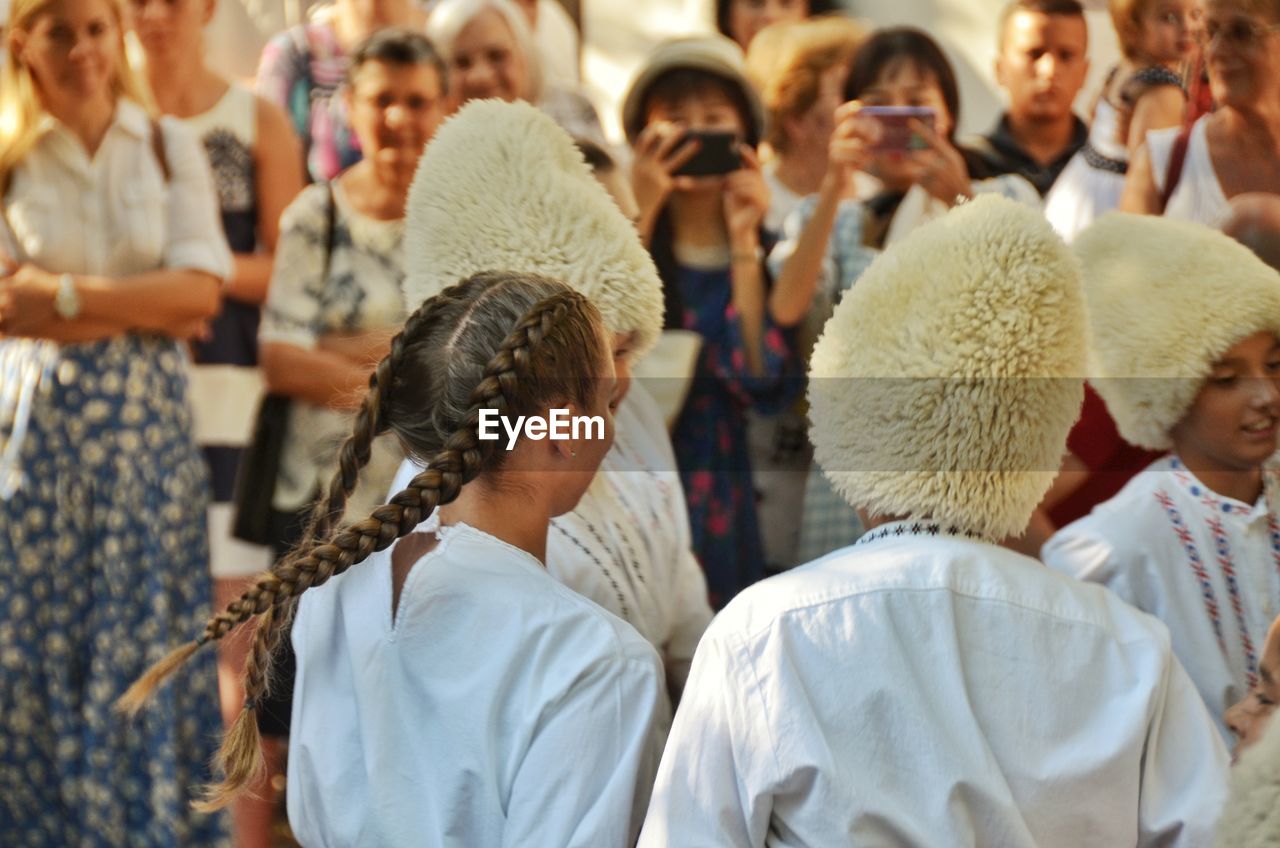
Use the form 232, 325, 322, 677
1169, 455, 1269, 522
34, 97, 151, 146
987, 113, 1088, 167
855, 519, 989, 547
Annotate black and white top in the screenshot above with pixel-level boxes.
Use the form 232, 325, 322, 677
259, 179, 407, 515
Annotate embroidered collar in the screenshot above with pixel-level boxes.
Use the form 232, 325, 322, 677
855, 520, 987, 547
1168, 455, 1266, 520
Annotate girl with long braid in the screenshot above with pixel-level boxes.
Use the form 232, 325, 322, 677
119, 271, 666, 845
395, 98, 713, 705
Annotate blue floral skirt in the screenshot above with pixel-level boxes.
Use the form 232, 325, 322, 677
0, 337, 228, 846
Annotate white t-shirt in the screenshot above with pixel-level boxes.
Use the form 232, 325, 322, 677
641, 522, 1228, 847
389, 382, 712, 699
1044, 455, 1280, 742
288, 516, 665, 847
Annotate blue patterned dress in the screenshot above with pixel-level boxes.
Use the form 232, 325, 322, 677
671, 262, 801, 608
0, 102, 231, 845
0, 339, 228, 846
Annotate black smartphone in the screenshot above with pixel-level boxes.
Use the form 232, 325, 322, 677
673, 130, 742, 177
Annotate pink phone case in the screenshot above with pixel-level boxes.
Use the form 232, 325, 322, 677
860, 106, 936, 152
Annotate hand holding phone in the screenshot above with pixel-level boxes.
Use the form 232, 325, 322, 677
859, 106, 937, 154
671, 130, 743, 177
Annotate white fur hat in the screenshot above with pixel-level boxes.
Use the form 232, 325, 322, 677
807, 195, 1085, 540
402, 99, 664, 357
1214, 710, 1280, 848
1074, 213, 1280, 451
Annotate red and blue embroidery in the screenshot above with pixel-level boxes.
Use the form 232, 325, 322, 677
1157, 457, 1280, 688
1154, 488, 1227, 657
1206, 515, 1259, 688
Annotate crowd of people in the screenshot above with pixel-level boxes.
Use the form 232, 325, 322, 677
2, 0, 1280, 844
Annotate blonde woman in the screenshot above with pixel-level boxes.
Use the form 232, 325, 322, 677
0, 0, 231, 842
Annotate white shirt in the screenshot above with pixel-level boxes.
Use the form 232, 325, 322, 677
1, 99, 231, 280
1043, 455, 1280, 742
763, 162, 805, 236
288, 516, 665, 847
641, 522, 1228, 847
390, 382, 712, 699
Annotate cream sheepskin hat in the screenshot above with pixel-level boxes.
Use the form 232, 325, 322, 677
1213, 712, 1280, 848
807, 195, 1085, 540
402, 99, 664, 356
1074, 213, 1280, 451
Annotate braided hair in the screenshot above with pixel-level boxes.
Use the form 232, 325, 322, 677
117, 271, 606, 809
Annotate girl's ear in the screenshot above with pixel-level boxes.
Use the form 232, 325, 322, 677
10, 29, 28, 66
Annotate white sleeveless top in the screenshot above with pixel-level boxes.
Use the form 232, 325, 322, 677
1148, 117, 1230, 227
183, 81, 256, 142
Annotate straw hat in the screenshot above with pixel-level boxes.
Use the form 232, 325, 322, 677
620, 34, 765, 145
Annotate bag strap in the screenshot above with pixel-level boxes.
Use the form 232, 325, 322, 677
1160, 122, 1194, 211
149, 118, 171, 183
322, 180, 336, 279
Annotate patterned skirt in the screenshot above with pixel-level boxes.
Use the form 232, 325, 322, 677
0, 336, 228, 846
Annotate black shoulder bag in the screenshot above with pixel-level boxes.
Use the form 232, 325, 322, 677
231, 183, 337, 544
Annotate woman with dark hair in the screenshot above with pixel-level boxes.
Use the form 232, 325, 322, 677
715, 0, 838, 51
623, 35, 804, 607
259, 29, 447, 559
769, 27, 1039, 562
255, 0, 428, 183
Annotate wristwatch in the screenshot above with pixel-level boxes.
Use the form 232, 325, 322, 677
54, 273, 81, 320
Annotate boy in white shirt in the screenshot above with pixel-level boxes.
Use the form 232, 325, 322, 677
640, 196, 1228, 847
1043, 213, 1280, 743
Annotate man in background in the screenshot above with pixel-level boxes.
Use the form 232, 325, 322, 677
965, 0, 1090, 196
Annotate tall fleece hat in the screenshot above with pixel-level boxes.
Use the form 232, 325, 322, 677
1213, 709, 1280, 848
402, 99, 664, 356
808, 195, 1085, 540
1074, 213, 1280, 451
620, 34, 765, 145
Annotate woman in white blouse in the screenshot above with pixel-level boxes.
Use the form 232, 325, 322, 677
0, 0, 231, 843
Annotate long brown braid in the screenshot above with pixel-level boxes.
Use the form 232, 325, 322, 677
117, 272, 605, 810
237, 282, 479, 722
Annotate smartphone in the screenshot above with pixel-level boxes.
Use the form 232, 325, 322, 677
860, 106, 936, 153
673, 130, 742, 177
